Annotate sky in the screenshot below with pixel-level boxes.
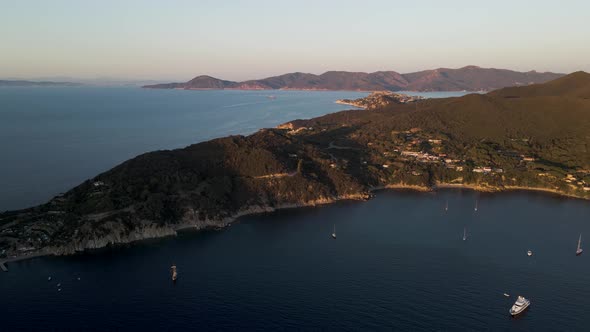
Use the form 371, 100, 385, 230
1, 0, 589, 81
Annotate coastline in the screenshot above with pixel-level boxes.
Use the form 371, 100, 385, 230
144, 86, 378, 93
2, 183, 587, 268
334, 100, 367, 109
434, 183, 589, 200
0, 193, 369, 268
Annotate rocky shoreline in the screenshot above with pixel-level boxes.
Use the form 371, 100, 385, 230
2, 183, 586, 268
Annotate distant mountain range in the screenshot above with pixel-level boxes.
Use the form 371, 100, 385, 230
143, 66, 564, 92
0, 80, 81, 87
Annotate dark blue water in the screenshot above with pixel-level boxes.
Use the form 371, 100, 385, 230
0, 87, 371, 211
2, 190, 590, 330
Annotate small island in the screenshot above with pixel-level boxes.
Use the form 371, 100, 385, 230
2, 72, 590, 264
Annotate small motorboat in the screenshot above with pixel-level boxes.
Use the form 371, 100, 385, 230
509, 296, 530, 316
48, 276, 52, 281
527, 250, 533, 257
171, 264, 178, 282
504, 293, 510, 297
56, 283, 61, 287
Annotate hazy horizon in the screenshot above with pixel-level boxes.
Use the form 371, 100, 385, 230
0, 65, 576, 84
2, 0, 589, 81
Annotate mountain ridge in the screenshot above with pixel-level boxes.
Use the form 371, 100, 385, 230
143, 66, 564, 92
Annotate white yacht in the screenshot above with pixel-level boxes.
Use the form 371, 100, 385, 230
527, 250, 533, 257
576, 234, 583, 256
509, 296, 530, 316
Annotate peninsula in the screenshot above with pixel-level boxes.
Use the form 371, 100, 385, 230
143, 66, 563, 92
2, 72, 590, 263
335, 91, 424, 109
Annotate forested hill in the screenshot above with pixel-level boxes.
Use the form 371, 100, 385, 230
2, 72, 590, 261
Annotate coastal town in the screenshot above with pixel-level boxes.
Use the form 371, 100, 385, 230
335, 91, 424, 110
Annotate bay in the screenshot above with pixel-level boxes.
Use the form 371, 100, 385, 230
2, 190, 589, 330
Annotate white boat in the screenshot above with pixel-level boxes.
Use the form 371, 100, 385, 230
474, 199, 478, 212
527, 250, 533, 257
445, 200, 448, 211
576, 234, 583, 256
462, 227, 467, 241
332, 224, 336, 239
48, 276, 52, 281
509, 296, 530, 316
504, 293, 510, 297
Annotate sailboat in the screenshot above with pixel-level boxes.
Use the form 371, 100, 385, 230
462, 227, 467, 241
445, 200, 449, 211
474, 199, 478, 212
332, 224, 337, 239
576, 234, 583, 256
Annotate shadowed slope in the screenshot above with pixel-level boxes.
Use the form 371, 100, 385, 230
489, 71, 590, 98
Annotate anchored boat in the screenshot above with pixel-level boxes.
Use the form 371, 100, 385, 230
509, 296, 530, 316
171, 264, 178, 282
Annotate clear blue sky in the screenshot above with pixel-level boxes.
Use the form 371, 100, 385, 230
1, 0, 589, 81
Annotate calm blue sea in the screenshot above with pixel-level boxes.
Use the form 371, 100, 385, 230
2, 190, 590, 331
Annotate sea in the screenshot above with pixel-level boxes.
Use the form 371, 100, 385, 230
5, 88, 587, 331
